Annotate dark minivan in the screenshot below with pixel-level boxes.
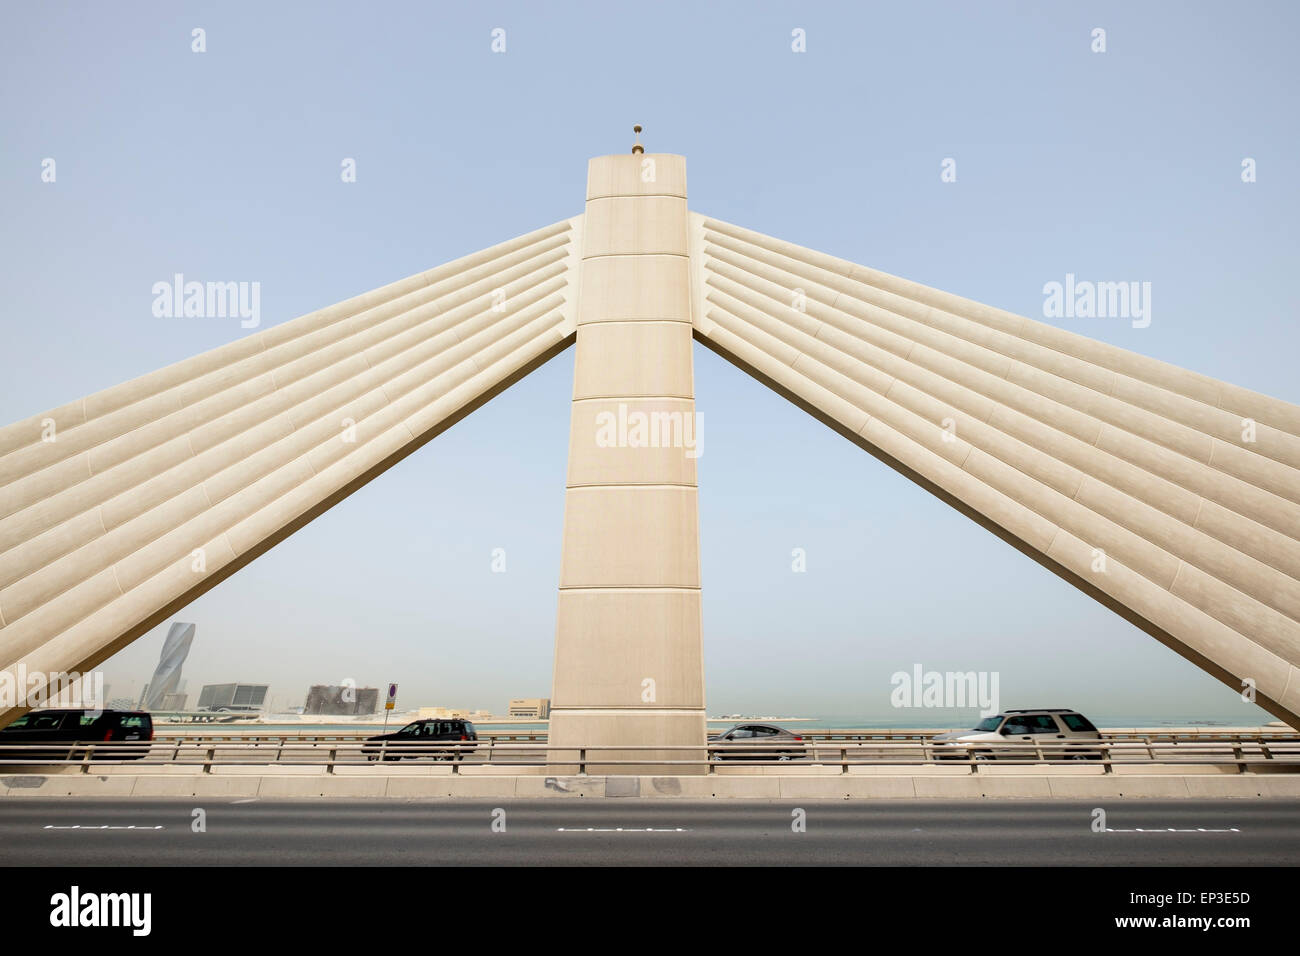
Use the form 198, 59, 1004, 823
363, 718, 479, 761
0, 709, 154, 762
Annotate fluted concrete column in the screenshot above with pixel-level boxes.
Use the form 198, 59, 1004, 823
549, 153, 706, 773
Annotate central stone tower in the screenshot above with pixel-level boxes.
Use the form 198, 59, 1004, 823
547, 144, 706, 773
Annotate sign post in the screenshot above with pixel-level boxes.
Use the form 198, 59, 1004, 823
377, 683, 397, 762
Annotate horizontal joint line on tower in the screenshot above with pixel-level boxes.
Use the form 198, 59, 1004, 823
572, 395, 695, 402
565, 482, 697, 490
558, 586, 702, 593
576, 317, 690, 324
581, 253, 689, 261
575, 318, 691, 327
585, 192, 688, 201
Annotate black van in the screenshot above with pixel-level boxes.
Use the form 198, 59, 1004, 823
0, 709, 154, 762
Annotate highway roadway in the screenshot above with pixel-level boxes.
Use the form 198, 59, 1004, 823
1, 798, 1297, 865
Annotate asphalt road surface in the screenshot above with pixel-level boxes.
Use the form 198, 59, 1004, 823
1, 798, 1296, 865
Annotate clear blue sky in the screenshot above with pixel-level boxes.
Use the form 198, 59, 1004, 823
2, 1, 1295, 721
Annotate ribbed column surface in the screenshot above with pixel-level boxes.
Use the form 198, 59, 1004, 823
549, 154, 707, 771
691, 212, 1300, 727
0, 218, 581, 721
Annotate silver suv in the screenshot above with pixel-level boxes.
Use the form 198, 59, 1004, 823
930, 709, 1102, 761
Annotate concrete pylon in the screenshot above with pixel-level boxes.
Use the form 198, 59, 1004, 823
548, 152, 707, 773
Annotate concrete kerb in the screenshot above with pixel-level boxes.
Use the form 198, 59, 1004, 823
4, 773, 1300, 799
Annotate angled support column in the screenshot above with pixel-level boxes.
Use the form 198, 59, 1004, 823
690, 213, 1300, 728
549, 154, 706, 773
0, 220, 580, 725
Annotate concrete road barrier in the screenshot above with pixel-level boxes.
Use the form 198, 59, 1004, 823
4, 771, 1299, 799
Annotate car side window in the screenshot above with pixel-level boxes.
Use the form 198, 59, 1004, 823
32, 714, 65, 730
1060, 714, 1097, 733
1002, 720, 1030, 735
752, 726, 778, 737
730, 728, 754, 739
1028, 715, 1059, 733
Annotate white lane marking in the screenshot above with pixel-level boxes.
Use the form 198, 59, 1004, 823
230, 798, 258, 804
556, 827, 689, 832
1105, 827, 1239, 833
43, 825, 165, 830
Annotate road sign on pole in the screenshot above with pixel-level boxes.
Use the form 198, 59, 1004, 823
381, 683, 398, 739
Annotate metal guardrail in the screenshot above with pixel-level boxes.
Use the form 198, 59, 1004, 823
139, 728, 1299, 745
1, 737, 1298, 774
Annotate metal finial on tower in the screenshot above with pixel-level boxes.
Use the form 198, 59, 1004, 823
632, 124, 644, 154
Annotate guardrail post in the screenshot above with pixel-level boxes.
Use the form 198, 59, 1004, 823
80, 745, 93, 774
1232, 743, 1245, 773
203, 746, 215, 774
327, 747, 337, 774
579, 748, 586, 775
840, 747, 848, 775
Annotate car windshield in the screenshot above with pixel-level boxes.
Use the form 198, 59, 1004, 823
972, 716, 1004, 732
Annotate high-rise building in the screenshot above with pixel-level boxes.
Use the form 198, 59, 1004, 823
304, 685, 379, 716
143, 622, 195, 711
196, 683, 269, 712
508, 698, 550, 719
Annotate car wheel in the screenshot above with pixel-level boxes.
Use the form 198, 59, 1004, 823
972, 751, 993, 761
